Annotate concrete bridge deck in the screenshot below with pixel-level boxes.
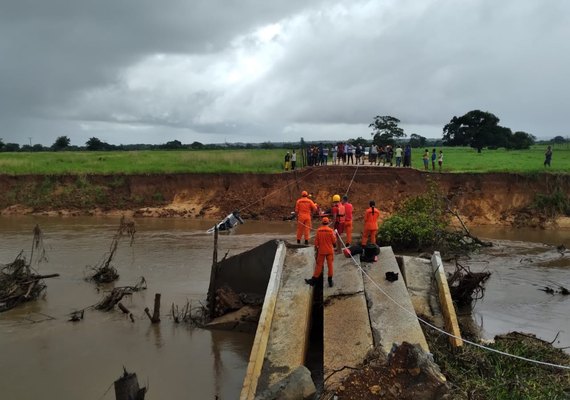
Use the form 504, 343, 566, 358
239, 242, 457, 398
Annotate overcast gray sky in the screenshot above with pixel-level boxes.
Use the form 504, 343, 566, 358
1, 0, 569, 146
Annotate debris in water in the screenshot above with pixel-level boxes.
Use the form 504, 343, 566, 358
87, 217, 136, 284
95, 277, 147, 312
539, 286, 556, 295
68, 309, 84, 322
447, 260, 491, 307
207, 210, 244, 234
0, 225, 58, 313
114, 367, 146, 400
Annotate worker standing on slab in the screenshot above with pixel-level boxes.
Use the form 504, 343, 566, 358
362, 200, 381, 245
331, 194, 345, 239
295, 190, 317, 245
306, 217, 336, 287
341, 195, 354, 246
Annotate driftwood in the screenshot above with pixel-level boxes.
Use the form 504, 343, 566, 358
447, 260, 491, 307
0, 226, 58, 313
446, 206, 493, 248
95, 277, 147, 312
88, 217, 136, 283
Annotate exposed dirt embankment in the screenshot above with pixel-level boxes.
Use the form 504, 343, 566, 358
1, 168, 569, 227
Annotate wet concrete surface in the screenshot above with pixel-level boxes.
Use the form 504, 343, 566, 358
0, 216, 568, 399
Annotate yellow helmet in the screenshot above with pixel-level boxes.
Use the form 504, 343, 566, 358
332, 194, 341, 202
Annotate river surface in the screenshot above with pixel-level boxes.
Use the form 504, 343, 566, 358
0, 217, 569, 399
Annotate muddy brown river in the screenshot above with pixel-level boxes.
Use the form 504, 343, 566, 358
0, 217, 569, 399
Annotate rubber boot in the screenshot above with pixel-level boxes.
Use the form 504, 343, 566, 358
328, 277, 334, 287
304, 240, 309, 245
305, 277, 316, 286
297, 239, 300, 244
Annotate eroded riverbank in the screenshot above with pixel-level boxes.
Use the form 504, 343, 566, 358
1, 168, 569, 228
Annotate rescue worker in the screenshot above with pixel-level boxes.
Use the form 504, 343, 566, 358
341, 195, 353, 246
330, 194, 345, 239
305, 217, 336, 287
362, 200, 381, 245
295, 190, 317, 245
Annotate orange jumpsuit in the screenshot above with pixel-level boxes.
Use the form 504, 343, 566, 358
362, 207, 381, 245
331, 203, 346, 234
295, 196, 317, 242
313, 225, 337, 278
343, 202, 353, 245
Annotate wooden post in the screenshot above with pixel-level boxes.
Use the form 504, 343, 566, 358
114, 369, 146, 400
207, 226, 219, 319
151, 293, 161, 323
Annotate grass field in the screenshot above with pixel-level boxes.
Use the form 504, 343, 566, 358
0, 145, 568, 175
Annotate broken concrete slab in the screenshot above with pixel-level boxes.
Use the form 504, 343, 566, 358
364, 247, 429, 354
255, 366, 316, 400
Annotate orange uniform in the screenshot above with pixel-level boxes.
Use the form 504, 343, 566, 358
313, 225, 337, 278
362, 206, 381, 245
331, 202, 346, 234
295, 196, 317, 242
342, 201, 353, 245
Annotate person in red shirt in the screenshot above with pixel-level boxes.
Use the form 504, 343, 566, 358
362, 200, 381, 245
295, 190, 317, 245
341, 195, 353, 246
305, 217, 337, 287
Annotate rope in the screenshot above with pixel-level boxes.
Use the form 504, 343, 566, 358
332, 230, 570, 371
344, 165, 359, 197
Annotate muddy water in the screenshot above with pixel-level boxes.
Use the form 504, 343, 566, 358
464, 227, 570, 351
0, 218, 568, 399
0, 216, 299, 400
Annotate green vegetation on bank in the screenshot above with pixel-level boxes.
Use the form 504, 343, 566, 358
0, 145, 568, 175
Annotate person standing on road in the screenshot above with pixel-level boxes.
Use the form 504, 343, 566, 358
544, 145, 553, 167
347, 143, 354, 164
341, 195, 354, 246
395, 145, 403, 167
438, 150, 443, 172
305, 217, 337, 288
362, 200, 381, 246
404, 144, 412, 167
431, 148, 437, 171
295, 190, 317, 245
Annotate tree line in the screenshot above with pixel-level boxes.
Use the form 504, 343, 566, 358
1, 109, 568, 152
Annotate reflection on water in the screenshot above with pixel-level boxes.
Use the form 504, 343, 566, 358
0, 216, 568, 399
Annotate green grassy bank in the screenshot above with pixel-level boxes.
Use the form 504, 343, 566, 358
0, 145, 568, 175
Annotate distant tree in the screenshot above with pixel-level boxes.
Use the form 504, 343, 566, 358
190, 141, 204, 150
370, 115, 406, 146
32, 144, 45, 152
163, 139, 183, 149
4, 143, 20, 152
0, 138, 4, 151
408, 133, 427, 148
86, 137, 108, 151
348, 136, 369, 146
443, 110, 514, 152
507, 131, 535, 150
260, 141, 275, 149
51, 135, 71, 151
552, 135, 566, 144
21, 144, 33, 152
300, 137, 306, 149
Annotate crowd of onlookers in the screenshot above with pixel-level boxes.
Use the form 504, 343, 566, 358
285, 143, 444, 171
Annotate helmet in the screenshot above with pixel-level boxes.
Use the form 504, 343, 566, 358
332, 194, 341, 202
322, 217, 330, 225
301, 190, 308, 197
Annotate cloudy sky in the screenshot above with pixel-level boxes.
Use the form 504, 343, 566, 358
1, 0, 569, 146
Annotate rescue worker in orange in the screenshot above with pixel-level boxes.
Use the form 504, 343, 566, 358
341, 195, 354, 246
295, 190, 317, 245
362, 200, 381, 245
305, 217, 337, 287
331, 194, 345, 237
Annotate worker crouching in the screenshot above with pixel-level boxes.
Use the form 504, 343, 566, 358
305, 217, 336, 287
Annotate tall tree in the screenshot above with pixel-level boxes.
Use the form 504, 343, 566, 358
369, 115, 406, 146
443, 110, 511, 152
51, 135, 71, 151
0, 138, 4, 151
507, 131, 535, 150
552, 135, 566, 144
86, 137, 107, 151
408, 133, 427, 148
